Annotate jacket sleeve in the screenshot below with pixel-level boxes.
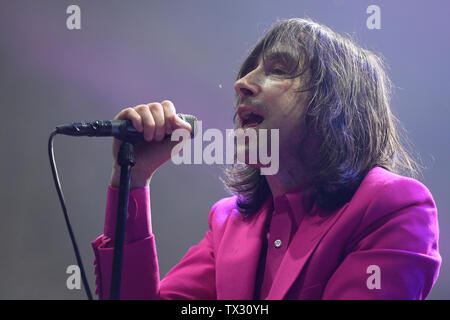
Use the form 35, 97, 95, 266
322, 177, 441, 300
92, 186, 218, 300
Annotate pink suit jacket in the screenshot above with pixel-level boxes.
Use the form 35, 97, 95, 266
92, 167, 441, 299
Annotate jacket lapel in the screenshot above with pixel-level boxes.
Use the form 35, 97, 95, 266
267, 203, 348, 299
216, 199, 272, 299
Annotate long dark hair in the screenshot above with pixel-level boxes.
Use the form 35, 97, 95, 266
222, 18, 421, 216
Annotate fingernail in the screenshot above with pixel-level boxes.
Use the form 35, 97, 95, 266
155, 132, 164, 141
166, 122, 172, 134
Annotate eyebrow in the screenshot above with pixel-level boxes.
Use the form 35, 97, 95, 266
262, 50, 296, 64
240, 49, 297, 78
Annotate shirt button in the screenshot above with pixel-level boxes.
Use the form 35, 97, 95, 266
274, 239, 282, 248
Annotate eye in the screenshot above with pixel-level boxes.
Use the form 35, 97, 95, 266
271, 67, 286, 75
266, 62, 287, 76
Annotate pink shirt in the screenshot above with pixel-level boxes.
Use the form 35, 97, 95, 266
255, 187, 305, 299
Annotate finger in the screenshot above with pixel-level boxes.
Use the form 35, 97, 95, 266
135, 104, 155, 141
171, 113, 192, 132
114, 107, 143, 132
161, 100, 176, 135
148, 102, 165, 141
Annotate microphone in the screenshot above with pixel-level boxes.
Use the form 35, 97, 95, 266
55, 113, 197, 143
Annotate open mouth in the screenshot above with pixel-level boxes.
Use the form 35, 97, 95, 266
238, 107, 265, 128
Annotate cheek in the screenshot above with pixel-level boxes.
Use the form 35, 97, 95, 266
263, 82, 308, 124
284, 93, 310, 130
277, 105, 308, 146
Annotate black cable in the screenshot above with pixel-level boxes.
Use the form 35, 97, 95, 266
48, 130, 93, 300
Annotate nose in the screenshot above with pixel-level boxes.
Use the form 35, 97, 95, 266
234, 71, 261, 100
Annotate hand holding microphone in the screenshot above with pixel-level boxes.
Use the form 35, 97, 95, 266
109, 100, 193, 189
54, 100, 195, 188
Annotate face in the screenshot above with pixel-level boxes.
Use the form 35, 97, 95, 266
233, 50, 312, 166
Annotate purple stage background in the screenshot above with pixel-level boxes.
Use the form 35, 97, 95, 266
0, 0, 448, 299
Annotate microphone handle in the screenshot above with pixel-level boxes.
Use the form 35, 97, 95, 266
114, 113, 196, 142
55, 114, 196, 143
110, 119, 183, 143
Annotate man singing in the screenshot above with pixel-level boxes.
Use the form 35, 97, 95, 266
91, 18, 441, 299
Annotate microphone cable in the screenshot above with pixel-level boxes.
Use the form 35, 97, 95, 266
48, 130, 93, 300
47, 114, 196, 300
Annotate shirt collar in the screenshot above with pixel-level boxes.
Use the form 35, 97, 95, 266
272, 184, 307, 227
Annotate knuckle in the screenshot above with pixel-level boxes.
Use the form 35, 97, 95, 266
134, 104, 149, 112
162, 101, 176, 115
123, 107, 135, 114
117, 107, 136, 120
161, 99, 174, 107
148, 102, 163, 112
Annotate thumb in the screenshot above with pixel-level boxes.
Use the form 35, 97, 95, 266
172, 114, 192, 132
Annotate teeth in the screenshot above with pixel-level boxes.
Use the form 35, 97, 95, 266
242, 112, 263, 127
238, 107, 264, 127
